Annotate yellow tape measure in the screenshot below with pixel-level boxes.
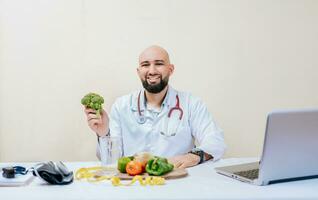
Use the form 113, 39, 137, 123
75, 166, 165, 186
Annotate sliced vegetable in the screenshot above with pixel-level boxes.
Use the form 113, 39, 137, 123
134, 152, 154, 169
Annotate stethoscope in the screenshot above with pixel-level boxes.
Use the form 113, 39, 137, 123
1, 162, 73, 185
136, 91, 183, 137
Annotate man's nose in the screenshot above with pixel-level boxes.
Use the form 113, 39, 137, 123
148, 64, 158, 74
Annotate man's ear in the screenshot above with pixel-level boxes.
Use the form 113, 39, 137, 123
136, 67, 142, 78
169, 64, 175, 75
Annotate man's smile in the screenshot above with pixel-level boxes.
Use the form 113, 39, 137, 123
147, 75, 161, 84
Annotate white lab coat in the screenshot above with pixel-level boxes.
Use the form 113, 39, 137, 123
97, 86, 226, 161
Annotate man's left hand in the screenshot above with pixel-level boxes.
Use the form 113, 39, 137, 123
168, 153, 200, 169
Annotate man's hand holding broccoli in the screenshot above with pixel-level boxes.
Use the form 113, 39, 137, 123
82, 93, 109, 137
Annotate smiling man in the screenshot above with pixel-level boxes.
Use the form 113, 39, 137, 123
84, 45, 226, 168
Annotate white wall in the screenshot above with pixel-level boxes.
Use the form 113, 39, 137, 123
1, 0, 317, 162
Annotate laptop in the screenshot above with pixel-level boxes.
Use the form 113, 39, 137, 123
215, 108, 318, 185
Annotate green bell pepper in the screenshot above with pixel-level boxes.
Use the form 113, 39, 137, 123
117, 157, 132, 173
146, 156, 174, 176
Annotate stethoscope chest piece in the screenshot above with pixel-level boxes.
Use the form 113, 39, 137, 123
138, 115, 146, 124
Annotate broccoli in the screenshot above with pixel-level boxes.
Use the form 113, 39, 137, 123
81, 93, 104, 117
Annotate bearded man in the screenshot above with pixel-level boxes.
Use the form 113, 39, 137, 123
84, 45, 226, 168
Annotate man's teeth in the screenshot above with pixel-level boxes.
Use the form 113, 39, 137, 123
148, 77, 160, 81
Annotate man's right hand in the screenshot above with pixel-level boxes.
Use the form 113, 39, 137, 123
84, 108, 109, 137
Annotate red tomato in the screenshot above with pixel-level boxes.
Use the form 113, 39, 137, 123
126, 161, 143, 176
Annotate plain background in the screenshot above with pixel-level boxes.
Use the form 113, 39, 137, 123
0, 0, 317, 162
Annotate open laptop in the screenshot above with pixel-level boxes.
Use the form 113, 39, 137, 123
215, 108, 318, 185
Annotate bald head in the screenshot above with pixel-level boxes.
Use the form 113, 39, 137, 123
139, 45, 171, 64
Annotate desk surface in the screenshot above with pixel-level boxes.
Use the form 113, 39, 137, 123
1, 158, 318, 200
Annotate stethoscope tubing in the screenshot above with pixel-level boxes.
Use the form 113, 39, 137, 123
137, 91, 183, 121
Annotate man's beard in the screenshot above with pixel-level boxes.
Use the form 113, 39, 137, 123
141, 76, 169, 94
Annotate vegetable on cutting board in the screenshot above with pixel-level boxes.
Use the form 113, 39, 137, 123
126, 161, 143, 176
146, 157, 174, 176
133, 152, 154, 170
117, 157, 132, 173
117, 153, 174, 176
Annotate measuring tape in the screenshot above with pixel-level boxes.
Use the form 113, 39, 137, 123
75, 166, 165, 186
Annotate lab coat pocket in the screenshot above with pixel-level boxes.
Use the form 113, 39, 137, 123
159, 121, 191, 141
158, 123, 193, 156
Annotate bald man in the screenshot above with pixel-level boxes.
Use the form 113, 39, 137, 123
84, 45, 226, 168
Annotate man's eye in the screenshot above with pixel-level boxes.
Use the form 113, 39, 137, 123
141, 64, 149, 67
155, 63, 164, 66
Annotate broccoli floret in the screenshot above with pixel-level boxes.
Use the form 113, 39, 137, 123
81, 93, 104, 117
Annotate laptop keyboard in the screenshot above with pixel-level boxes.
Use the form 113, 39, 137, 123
234, 169, 259, 180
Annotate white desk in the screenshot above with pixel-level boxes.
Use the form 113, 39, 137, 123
1, 158, 318, 200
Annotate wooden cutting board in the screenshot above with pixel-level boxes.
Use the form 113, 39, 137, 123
116, 168, 188, 180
